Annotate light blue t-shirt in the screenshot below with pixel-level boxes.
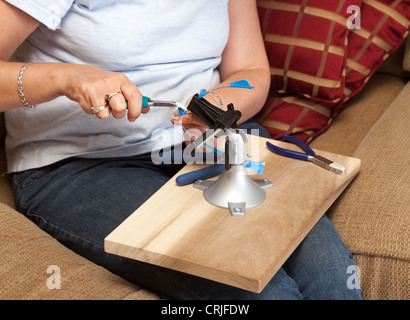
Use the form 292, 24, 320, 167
5, 0, 229, 172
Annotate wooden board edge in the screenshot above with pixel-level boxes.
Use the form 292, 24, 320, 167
104, 238, 263, 293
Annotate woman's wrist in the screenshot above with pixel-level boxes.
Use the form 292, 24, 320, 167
17, 63, 37, 108
16, 62, 66, 108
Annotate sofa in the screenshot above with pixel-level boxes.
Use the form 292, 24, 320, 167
1, 2, 409, 300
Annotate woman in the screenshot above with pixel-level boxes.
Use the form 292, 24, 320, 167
0, 0, 361, 299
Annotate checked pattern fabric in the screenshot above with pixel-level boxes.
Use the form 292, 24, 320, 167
256, 0, 410, 143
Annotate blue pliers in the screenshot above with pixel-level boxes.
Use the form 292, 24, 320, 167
176, 163, 225, 186
175, 144, 265, 186
175, 161, 265, 186
266, 135, 345, 175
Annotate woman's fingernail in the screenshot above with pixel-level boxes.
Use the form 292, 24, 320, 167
170, 117, 182, 124
171, 115, 191, 124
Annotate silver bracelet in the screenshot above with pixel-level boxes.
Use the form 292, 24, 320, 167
17, 63, 37, 108
208, 91, 224, 109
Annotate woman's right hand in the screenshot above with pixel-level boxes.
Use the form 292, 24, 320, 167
59, 64, 148, 122
0, 2, 145, 120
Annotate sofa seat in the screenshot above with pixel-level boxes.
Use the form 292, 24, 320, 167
0, 202, 160, 300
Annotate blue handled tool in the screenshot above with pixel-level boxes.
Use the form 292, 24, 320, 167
176, 164, 225, 186
175, 160, 265, 186
266, 135, 345, 175
175, 143, 265, 186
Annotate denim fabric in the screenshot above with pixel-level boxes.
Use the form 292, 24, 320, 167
11, 121, 361, 300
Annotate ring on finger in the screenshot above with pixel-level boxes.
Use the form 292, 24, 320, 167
105, 91, 122, 104
91, 105, 107, 114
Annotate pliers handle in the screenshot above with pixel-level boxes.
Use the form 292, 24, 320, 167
266, 135, 345, 175
266, 135, 316, 161
125, 96, 186, 112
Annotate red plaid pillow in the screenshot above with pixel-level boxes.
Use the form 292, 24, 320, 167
334, 0, 410, 115
257, 0, 410, 143
256, 95, 332, 142
258, 0, 360, 103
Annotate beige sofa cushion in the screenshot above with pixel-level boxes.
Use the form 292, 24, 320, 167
327, 81, 410, 300
0, 203, 159, 300
310, 73, 407, 156
404, 36, 410, 72
378, 37, 410, 79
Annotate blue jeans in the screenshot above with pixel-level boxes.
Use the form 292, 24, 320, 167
11, 121, 361, 299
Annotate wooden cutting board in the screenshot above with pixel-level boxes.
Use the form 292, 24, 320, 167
105, 136, 361, 293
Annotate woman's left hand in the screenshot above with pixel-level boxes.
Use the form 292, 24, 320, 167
170, 109, 208, 145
